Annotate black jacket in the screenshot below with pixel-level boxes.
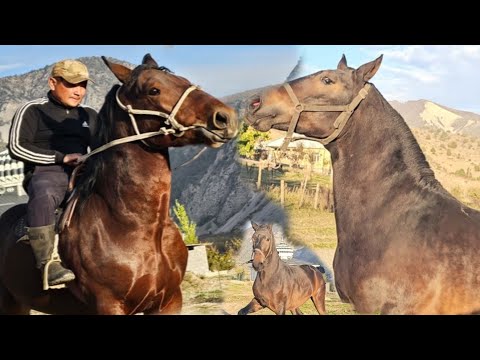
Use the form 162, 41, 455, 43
8, 91, 97, 176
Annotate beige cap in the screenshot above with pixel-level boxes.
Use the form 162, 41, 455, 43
51, 59, 94, 84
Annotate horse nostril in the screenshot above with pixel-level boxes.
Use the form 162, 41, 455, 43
213, 111, 229, 129
249, 95, 261, 112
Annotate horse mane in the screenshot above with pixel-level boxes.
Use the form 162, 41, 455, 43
75, 85, 119, 200
75, 65, 174, 201
372, 87, 448, 194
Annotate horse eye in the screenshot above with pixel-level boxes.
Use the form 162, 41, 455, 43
322, 77, 333, 85
148, 88, 160, 96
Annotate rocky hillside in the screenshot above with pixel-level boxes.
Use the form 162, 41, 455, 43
391, 100, 480, 137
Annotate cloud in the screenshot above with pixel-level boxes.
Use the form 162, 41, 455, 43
381, 64, 441, 84
303, 45, 480, 113
0, 63, 24, 73
371, 46, 480, 112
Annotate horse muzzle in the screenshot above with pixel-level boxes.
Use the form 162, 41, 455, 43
211, 111, 238, 139
202, 111, 238, 146
252, 258, 264, 271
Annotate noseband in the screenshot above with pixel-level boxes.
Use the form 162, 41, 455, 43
277, 82, 371, 152
115, 85, 199, 145
251, 236, 273, 269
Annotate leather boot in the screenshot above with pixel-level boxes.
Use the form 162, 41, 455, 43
27, 224, 75, 289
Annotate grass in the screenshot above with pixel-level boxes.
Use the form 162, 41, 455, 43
239, 164, 338, 249
286, 210, 337, 249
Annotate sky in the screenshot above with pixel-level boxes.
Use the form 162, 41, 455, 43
299, 45, 480, 114
0, 45, 298, 98
1, 45, 479, 114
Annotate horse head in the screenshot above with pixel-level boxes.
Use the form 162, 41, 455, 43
250, 221, 275, 272
102, 53, 238, 149
245, 55, 383, 145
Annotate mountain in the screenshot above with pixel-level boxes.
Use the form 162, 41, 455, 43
0, 56, 286, 237
390, 100, 480, 137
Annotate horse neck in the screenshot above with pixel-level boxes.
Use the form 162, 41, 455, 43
327, 86, 448, 225
96, 144, 172, 223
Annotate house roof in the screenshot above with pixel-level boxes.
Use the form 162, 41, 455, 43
262, 136, 325, 149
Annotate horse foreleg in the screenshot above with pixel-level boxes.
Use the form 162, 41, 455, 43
274, 306, 286, 315
291, 308, 304, 315
312, 285, 327, 315
151, 288, 182, 315
238, 298, 264, 315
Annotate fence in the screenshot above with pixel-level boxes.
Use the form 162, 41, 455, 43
239, 159, 334, 211
0, 150, 25, 196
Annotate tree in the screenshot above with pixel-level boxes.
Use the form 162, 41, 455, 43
172, 199, 198, 244
236, 122, 270, 159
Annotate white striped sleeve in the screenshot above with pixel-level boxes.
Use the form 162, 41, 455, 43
9, 98, 57, 164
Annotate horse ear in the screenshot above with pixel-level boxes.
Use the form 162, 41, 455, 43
266, 224, 273, 231
355, 54, 383, 82
251, 221, 259, 231
102, 56, 131, 84
337, 54, 348, 70
142, 53, 159, 68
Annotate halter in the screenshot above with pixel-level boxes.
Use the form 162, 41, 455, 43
78, 84, 202, 162
277, 82, 372, 153
251, 234, 273, 269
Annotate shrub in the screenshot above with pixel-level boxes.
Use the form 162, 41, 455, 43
207, 238, 242, 271
172, 199, 198, 244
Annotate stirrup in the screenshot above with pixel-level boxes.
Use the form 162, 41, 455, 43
42, 234, 70, 290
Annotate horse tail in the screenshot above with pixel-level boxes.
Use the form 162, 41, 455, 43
316, 266, 325, 274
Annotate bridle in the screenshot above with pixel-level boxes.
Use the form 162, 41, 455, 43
78, 84, 206, 163
250, 234, 273, 269
115, 85, 199, 145
276, 82, 372, 154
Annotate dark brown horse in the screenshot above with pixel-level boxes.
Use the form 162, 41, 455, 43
238, 222, 326, 315
245, 54, 480, 314
0, 54, 238, 315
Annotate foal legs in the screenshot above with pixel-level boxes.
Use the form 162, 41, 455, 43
238, 298, 264, 315
291, 308, 304, 315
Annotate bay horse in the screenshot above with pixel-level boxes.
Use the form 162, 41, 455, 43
238, 222, 326, 315
0, 54, 238, 314
245, 54, 480, 314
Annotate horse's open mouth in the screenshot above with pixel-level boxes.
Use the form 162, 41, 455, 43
245, 113, 276, 132
197, 127, 233, 147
